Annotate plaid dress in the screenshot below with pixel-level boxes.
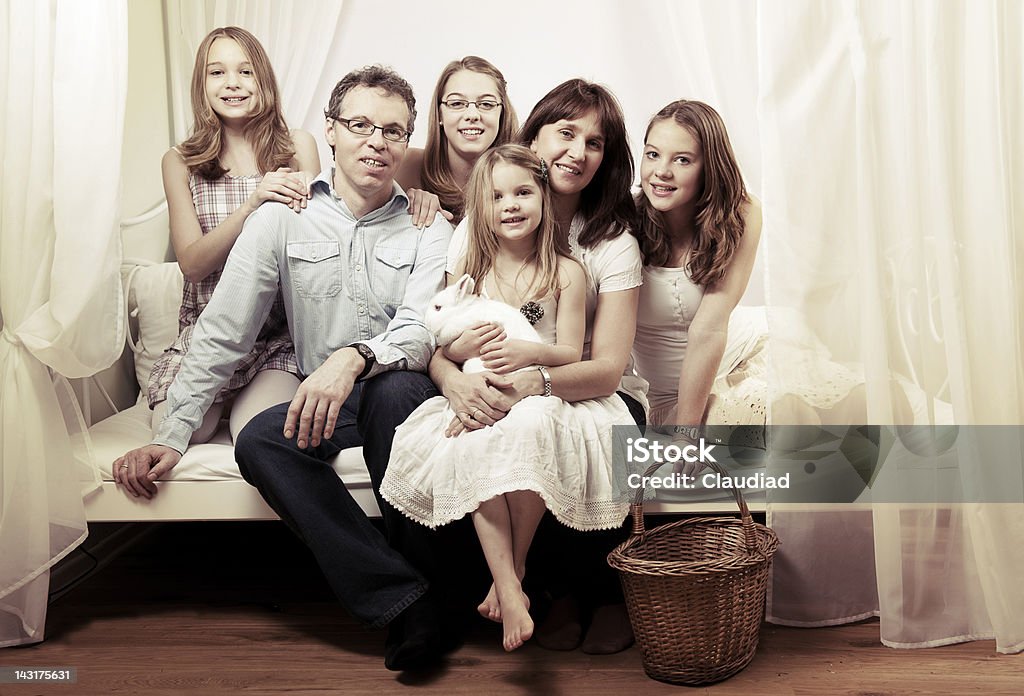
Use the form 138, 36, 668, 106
147, 172, 298, 408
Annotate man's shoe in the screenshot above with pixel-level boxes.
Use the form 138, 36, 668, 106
384, 597, 444, 671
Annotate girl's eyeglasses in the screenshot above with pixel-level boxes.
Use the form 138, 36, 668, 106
440, 99, 502, 112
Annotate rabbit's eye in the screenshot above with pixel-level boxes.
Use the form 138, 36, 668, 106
434, 304, 442, 311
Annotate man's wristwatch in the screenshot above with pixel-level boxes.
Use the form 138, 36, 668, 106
353, 343, 375, 380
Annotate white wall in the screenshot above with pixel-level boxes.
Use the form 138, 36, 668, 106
121, 0, 173, 262
90, 0, 173, 418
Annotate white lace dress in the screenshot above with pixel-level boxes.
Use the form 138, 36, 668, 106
380, 293, 634, 531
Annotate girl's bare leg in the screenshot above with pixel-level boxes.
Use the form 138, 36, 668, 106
228, 369, 301, 441
472, 496, 534, 651
151, 399, 224, 444
479, 490, 546, 621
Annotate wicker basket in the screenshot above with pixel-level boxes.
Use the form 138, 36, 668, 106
608, 457, 780, 685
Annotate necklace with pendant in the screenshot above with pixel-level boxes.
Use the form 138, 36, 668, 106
491, 267, 545, 326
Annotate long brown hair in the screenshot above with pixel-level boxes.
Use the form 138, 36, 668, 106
178, 27, 294, 180
517, 79, 635, 248
462, 145, 567, 301
636, 100, 748, 286
422, 57, 518, 223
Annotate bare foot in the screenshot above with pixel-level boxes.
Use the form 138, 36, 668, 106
498, 589, 534, 652
477, 583, 501, 622
478, 583, 530, 623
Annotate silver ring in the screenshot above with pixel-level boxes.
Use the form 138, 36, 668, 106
119, 464, 129, 470
472, 408, 482, 420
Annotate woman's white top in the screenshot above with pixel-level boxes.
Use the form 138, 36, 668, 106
634, 265, 764, 418
633, 265, 704, 416
447, 216, 648, 409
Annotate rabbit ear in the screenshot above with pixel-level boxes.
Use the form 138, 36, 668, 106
454, 274, 475, 301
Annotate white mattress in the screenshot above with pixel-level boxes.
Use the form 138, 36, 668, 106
81, 402, 378, 521
88, 401, 370, 485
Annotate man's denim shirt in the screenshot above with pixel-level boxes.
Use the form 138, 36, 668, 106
154, 170, 453, 453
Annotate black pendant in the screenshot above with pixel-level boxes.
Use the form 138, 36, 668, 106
520, 301, 544, 325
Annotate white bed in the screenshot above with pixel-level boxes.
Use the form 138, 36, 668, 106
75, 257, 949, 522
77, 258, 770, 520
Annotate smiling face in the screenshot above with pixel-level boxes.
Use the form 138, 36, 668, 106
641, 119, 704, 216
529, 109, 605, 198
325, 85, 411, 212
440, 69, 503, 163
204, 37, 259, 123
489, 162, 543, 246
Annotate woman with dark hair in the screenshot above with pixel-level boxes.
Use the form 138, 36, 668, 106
397, 56, 518, 224
432, 79, 647, 654
632, 99, 761, 447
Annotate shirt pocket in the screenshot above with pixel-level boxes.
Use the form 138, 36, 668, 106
373, 245, 416, 305
287, 241, 342, 299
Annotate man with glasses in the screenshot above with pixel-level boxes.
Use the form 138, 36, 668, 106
143, 66, 457, 670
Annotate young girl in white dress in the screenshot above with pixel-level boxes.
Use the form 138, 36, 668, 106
382, 144, 634, 652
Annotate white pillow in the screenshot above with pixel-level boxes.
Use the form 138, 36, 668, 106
124, 262, 183, 399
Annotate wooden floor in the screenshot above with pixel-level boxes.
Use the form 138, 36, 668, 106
10, 522, 1020, 695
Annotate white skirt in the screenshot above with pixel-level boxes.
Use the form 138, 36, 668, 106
381, 393, 635, 531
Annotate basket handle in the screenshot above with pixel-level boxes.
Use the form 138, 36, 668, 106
628, 447, 758, 552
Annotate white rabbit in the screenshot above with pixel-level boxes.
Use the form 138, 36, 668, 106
424, 274, 542, 374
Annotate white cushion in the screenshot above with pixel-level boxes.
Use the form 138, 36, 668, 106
125, 262, 183, 397
89, 402, 371, 487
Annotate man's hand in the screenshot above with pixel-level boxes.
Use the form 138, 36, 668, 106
285, 347, 363, 448
112, 445, 182, 499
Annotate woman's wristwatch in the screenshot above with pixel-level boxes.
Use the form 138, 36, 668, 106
536, 365, 552, 397
672, 425, 702, 440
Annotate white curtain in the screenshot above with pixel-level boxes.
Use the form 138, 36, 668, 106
0, 0, 127, 647
758, 0, 1024, 653
164, 0, 343, 154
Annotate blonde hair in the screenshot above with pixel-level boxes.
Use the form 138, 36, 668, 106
178, 27, 294, 180
635, 100, 748, 285
422, 57, 519, 223
462, 145, 567, 301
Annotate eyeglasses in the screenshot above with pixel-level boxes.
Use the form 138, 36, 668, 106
331, 117, 411, 143
440, 99, 502, 112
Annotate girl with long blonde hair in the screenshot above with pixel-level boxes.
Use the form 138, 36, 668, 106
115, 26, 319, 498
382, 145, 613, 652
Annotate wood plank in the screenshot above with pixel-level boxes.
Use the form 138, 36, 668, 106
8, 522, 1019, 695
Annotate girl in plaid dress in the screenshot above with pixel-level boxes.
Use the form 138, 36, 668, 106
146, 26, 319, 444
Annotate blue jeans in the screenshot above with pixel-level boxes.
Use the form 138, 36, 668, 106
234, 371, 439, 627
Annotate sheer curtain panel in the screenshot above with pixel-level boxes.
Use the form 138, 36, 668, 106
0, 0, 127, 647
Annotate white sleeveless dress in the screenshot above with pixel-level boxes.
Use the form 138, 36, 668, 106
381, 293, 634, 531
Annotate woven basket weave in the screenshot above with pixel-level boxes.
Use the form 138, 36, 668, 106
608, 457, 780, 685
